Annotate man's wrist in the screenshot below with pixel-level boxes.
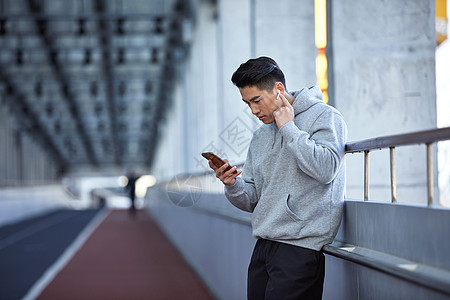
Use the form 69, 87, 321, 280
279, 120, 295, 131
224, 177, 242, 195
279, 121, 302, 142
224, 179, 237, 187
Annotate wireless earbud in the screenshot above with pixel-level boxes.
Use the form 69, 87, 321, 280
276, 89, 281, 100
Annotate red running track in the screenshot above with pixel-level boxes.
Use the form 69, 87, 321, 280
37, 210, 214, 300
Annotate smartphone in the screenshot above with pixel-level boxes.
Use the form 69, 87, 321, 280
201, 152, 237, 174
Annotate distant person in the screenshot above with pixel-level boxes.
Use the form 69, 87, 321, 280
208, 57, 347, 299
126, 172, 140, 217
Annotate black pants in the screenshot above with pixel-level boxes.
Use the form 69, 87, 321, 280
247, 239, 325, 300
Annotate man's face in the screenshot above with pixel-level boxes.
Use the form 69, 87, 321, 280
240, 85, 280, 124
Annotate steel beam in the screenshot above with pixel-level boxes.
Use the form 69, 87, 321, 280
0, 12, 184, 21
95, 0, 120, 165
27, 0, 98, 166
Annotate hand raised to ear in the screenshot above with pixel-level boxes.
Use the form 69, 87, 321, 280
273, 92, 294, 129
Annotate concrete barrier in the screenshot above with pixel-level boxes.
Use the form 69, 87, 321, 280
0, 184, 78, 227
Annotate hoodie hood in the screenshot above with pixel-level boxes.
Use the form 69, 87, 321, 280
271, 85, 324, 148
291, 85, 324, 116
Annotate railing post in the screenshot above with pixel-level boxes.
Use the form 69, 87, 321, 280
390, 147, 397, 203
426, 143, 433, 206
364, 151, 369, 201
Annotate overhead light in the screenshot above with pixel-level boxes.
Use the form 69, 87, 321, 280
50, 50, 58, 65
174, 0, 185, 12
118, 81, 126, 96
150, 48, 158, 64
94, 102, 103, 115
90, 81, 98, 96
119, 121, 127, 130
118, 175, 128, 187
170, 19, 180, 32
145, 81, 152, 95
165, 51, 172, 61
62, 84, 70, 97
78, 18, 86, 35
84, 48, 92, 65
314, 0, 327, 49
135, 175, 157, 198
116, 18, 125, 35
64, 137, 72, 148
117, 48, 125, 64
16, 49, 23, 65
36, 18, 46, 35
154, 17, 164, 34
118, 103, 127, 113
142, 102, 151, 112
0, 19, 6, 35
21, 102, 28, 114
97, 121, 105, 132
45, 102, 54, 116
54, 120, 61, 134
6, 84, 14, 96
101, 138, 109, 150
35, 81, 43, 97
169, 36, 179, 47
314, 0, 329, 104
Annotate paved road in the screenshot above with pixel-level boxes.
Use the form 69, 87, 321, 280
0, 209, 100, 300
37, 210, 214, 300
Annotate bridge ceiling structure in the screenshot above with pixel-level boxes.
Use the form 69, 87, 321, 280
0, 0, 192, 173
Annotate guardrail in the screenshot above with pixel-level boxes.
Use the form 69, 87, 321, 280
345, 126, 450, 205
323, 238, 450, 296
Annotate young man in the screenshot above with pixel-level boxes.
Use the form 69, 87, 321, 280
208, 57, 347, 299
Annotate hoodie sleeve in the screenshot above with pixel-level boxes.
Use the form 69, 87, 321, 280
224, 147, 258, 212
279, 108, 347, 184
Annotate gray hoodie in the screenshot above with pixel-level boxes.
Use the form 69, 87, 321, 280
225, 86, 347, 251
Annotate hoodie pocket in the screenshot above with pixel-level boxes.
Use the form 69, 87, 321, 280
284, 194, 302, 222
252, 194, 304, 240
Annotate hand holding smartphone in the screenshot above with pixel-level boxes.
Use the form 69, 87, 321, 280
202, 152, 237, 174
202, 152, 241, 185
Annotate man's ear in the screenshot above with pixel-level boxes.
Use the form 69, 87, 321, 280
274, 82, 285, 94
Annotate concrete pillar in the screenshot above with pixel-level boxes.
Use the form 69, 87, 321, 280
331, 0, 437, 204
187, 1, 221, 171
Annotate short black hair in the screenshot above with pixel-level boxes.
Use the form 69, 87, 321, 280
231, 56, 286, 91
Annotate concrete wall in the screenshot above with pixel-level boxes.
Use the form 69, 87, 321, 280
0, 95, 59, 186
324, 200, 450, 300
0, 184, 75, 227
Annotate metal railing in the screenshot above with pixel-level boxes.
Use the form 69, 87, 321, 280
345, 126, 450, 205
